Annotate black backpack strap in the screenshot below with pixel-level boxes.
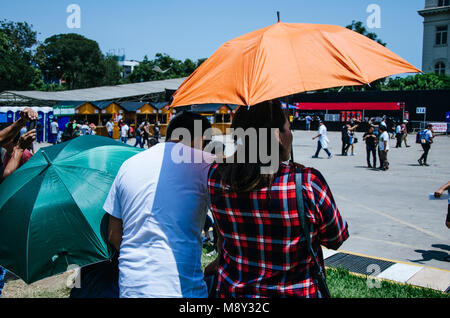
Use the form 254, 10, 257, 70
294, 168, 331, 298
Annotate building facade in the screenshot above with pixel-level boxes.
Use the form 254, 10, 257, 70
418, 0, 450, 75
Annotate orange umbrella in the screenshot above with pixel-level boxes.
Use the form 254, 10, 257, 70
170, 22, 420, 107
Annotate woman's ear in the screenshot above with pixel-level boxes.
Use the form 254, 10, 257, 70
274, 128, 282, 145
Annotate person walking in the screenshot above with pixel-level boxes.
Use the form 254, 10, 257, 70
363, 126, 377, 168
418, 124, 434, 166
305, 115, 312, 131
143, 122, 150, 148
50, 119, 59, 144
133, 123, 144, 148
378, 125, 390, 171
312, 120, 332, 159
401, 121, 410, 147
106, 119, 114, 138
104, 111, 214, 298
120, 122, 129, 144
205, 100, 349, 298
395, 122, 402, 148
341, 122, 349, 156
153, 121, 160, 142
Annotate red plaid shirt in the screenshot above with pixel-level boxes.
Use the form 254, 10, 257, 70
208, 163, 349, 298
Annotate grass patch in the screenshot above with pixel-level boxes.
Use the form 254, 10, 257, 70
326, 267, 449, 298
201, 247, 449, 298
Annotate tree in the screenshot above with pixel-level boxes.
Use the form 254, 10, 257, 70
346, 20, 387, 47
128, 53, 206, 83
0, 20, 43, 92
101, 55, 122, 86
382, 73, 450, 91
35, 33, 105, 90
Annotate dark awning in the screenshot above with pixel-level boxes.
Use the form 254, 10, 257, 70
294, 102, 403, 111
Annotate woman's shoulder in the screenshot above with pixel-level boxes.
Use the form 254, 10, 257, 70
291, 165, 327, 186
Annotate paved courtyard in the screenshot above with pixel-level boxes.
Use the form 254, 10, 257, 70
290, 130, 450, 271
36, 131, 450, 271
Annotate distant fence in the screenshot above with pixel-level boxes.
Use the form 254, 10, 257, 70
409, 121, 449, 134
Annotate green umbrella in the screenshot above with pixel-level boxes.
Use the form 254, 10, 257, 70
0, 135, 143, 284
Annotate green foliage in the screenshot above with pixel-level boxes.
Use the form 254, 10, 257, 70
128, 53, 204, 83
383, 73, 450, 91
0, 20, 44, 91
35, 33, 106, 90
346, 20, 387, 47
102, 55, 123, 86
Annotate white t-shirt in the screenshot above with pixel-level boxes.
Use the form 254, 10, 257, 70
379, 131, 390, 151
121, 125, 129, 138
50, 122, 59, 134
103, 142, 214, 298
106, 121, 114, 132
318, 124, 329, 148
81, 124, 89, 135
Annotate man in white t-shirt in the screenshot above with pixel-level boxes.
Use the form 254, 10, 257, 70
120, 123, 129, 144
378, 125, 390, 170
50, 119, 59, 144
312, 120, 332, 159
104, 111, 214, 298
106, 119, 114, 138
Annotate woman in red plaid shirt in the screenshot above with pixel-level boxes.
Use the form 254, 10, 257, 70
205, 100, 349, 298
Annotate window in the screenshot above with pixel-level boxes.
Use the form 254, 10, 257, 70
436, 26, 448, 45
435, 62, 446, 75
438, 0, 449, 7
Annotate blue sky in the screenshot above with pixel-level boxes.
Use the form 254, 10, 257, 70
2, 0, 425, 69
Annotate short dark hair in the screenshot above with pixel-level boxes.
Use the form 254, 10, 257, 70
379, 125, 386, 132
166, 111, 211, 142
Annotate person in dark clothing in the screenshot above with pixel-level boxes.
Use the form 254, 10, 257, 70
418, 124, 434, 166
363, 126, 377, 168
395, 123, 402, 148
69, 254, 119, 298
133, 123, 144, 148
341, 123, 349, 156
153, 122, 160, 142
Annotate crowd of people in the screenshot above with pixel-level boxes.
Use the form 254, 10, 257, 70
311, 115, 436, 172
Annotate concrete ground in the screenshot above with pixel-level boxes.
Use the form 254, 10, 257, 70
290, 130, 450, 271
34, 131, 450, 272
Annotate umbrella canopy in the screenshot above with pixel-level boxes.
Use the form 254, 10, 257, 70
170, 22, 420, 107
0, 135, 143, 284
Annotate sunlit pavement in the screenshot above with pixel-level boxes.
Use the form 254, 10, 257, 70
291, 130, 450, 272
35, 132, 450, 271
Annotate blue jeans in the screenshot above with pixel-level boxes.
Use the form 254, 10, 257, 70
133, 136, 143, 148
51, 133, 58, 144
120, 137, 127, 144
314, 140, 331, 157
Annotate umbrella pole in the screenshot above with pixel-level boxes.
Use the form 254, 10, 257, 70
284, 96, 295, 163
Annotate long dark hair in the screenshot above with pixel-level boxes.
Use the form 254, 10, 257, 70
216, 99, 288, 192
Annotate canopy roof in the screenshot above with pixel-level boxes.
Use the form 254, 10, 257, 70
0, 78, 186, 104
294, 102, 403, 111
